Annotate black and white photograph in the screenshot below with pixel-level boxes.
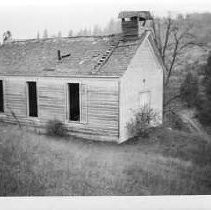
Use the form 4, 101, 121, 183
0, 0, 211, 208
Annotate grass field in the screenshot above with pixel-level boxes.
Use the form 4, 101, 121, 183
0, 123, 211, 196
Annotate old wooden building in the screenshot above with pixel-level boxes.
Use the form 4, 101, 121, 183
0, 11, 164, 143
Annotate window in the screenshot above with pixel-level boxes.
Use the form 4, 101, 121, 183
139, 91, 151, 108
0, 80, 4, 112
68, 83, 80, 121
27, 82, 38, 117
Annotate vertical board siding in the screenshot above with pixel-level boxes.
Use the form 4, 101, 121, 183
0, 77, 119, 141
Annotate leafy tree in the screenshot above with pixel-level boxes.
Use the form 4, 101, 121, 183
103, 18, 121, 35
77, 29, 84, 36
3, 31, 12, 42
43, 29, 48, 39
77, 28, 91, 36
92, 25, 102, 36
68, 30, 73, 37
57, 31, 62, 38
36, 31, 40, 40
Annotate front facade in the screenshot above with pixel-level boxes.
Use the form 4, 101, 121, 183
0, 11, 164, 143
0, 76, 120, 141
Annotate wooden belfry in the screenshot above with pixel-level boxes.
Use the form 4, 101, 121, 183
118, 11, 153, 41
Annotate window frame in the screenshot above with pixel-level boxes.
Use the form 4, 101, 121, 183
0, 79, 5, 113
26, 80, 39, 118
139, 90, 151, 109
66, 82, 82, 124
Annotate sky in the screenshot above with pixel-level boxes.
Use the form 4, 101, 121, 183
0, 0, 211, 40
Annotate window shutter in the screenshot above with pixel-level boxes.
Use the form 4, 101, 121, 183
80, 84, 87, 123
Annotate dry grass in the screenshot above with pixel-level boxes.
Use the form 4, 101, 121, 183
0, 124, 211, 196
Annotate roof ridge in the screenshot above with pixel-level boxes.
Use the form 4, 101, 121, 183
5, 34, 121, 44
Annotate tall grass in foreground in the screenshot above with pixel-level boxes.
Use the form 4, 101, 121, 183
0, 125, 211, 195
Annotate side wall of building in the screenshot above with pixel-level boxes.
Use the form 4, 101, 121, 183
119, 37, 164, 143
0, 76, 119, 142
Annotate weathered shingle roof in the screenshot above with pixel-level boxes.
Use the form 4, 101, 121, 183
0, 33, 147, 78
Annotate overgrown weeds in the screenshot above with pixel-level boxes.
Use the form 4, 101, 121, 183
163, 109, 190, 132
0, 124, 211, 195
46, 119, 68, 137
0, 129, 46, 195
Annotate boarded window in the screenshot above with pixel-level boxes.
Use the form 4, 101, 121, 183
27, 82, 38, 117
0, 80, 4, 112
139, 91, 151, 108
68, 83, 80, 121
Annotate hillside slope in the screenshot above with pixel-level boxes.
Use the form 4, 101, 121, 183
0, 124, 210, 195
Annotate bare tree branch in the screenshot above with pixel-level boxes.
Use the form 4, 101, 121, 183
164, 93, 182, 107
165, 32, 179, 86
152, 15, 208, 108
162, 17, 172, 60
152, 18, 163, 55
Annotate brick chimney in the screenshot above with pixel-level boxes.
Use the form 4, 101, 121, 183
118, 11, 153, 41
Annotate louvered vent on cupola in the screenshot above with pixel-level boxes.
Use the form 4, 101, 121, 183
118, 11, 153, 41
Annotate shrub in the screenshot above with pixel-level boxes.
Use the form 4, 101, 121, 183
127, 106, 161, 138
180, 72, 199, 108
164, 109, 189, 131
46, 119, 68, 137
196, 53, 211, 126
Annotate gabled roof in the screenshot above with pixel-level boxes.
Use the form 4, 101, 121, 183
0, 32, 149, 78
